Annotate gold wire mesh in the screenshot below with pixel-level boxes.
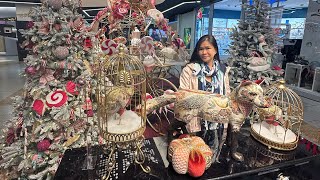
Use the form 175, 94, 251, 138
251, 80, 303, 151
95, 46, 147, 143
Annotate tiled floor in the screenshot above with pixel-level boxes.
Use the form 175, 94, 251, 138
0, 55, 320, 130
0, 56, 25, 126
301, 97, 320, 128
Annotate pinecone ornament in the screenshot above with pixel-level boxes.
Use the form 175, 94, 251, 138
53, 46, 69, 60
168, 136, 213, 177
171, 146, 190, 174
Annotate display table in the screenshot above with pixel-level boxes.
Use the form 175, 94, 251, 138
54, 127, 320, 180
53, 138, 166, 180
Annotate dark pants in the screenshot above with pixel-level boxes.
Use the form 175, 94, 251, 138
197, 121, 224, 148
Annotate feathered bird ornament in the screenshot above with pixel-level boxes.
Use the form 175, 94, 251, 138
98, 71, 134, 124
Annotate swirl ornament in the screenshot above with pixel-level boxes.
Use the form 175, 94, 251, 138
101, 39, 118, 55
139, 36, 154, 55
46, 89, 68, 108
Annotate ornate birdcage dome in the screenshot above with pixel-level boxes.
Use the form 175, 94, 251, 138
96, 44, 147, 143
251, 80, 303, 150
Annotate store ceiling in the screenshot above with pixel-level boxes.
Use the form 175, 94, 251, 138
0, 0, 218, 21
0, 0, 311, 21
81, 0, 219, 22
155, 0, 217, 21
214, 0, 309, 11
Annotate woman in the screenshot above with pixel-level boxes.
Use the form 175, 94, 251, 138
179, 35, 230, 160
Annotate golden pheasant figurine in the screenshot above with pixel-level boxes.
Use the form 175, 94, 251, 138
99, 86, 134, 124
97, 72, 134, 122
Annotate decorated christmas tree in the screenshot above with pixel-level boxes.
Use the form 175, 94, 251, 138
0, 0, 102, 179
228, 0, 283, 88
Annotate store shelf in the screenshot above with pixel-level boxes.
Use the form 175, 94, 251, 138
285, 63, 320, 102
284, 63, 308, 87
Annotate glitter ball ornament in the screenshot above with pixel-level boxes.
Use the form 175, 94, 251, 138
47, 0, 63, 10
86, 109, 94, 117
25, 66, 37, 75
25, 41, 34, 50
26, 21, 34, 29
53, 46, 69, 60
77, 78, 85, 86
84, 37, 93, 49
54, 23, 62, 31
37, 139, 51, 152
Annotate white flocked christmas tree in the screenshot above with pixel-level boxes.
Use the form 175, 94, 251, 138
228, 0, 283, 88
0, 0, 102, 179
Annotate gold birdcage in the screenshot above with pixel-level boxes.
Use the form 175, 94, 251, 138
95, 44, 150, 178
251, 80, 303, 151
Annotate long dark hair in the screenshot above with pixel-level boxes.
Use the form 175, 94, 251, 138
190, 35, 220, 64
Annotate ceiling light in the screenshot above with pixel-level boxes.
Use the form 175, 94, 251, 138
0, 1, 41, 5
283, 7, 303, 11
161, 1, 201, 14
155, 0, 165, 5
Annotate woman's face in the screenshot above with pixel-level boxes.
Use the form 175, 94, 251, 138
198, 40, 217, 64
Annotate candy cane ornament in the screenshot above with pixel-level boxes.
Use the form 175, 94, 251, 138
24, 128, 27, 159
101, 39, 118, 55
140, 36, 155, 55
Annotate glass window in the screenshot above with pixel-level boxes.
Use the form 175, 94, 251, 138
281, 18, 306, 39
195, 7, 209, 42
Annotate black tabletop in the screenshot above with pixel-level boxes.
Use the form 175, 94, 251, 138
54, 127, 320, 180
